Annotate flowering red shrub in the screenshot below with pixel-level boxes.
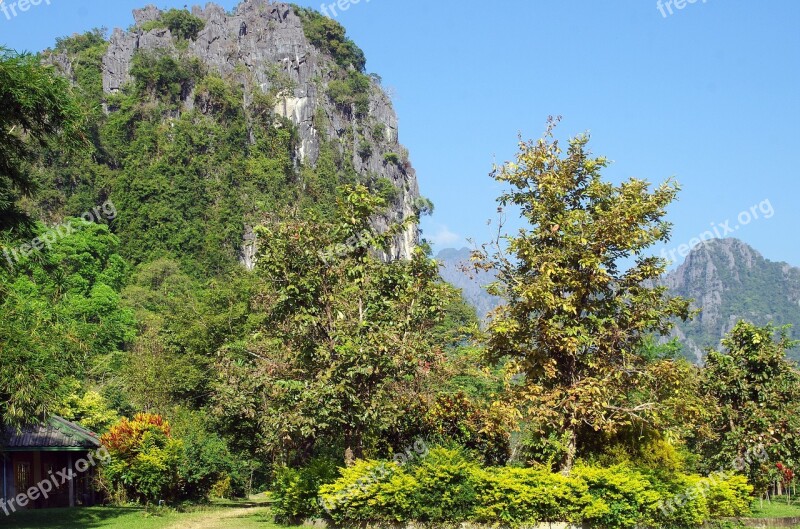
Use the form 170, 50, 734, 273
100, 413, 172, 456
777, 462, 795, 485
98, 413, 182, 504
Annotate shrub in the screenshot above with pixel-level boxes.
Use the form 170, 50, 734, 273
383, 152, 400, 166
319, 460, 415, 524
654, 474, 712, 529
357, 140, 372, 159
412, 447, 480, 522
194, 75, 241, 119
413, 197, 435, 216
161, 9, 205, 40
273, 458, 339, 523
210, 475, 233, 499
99, 414, 183, 505
354, 94, 370, 117
372, 123, 386, 142
320, 447, 479, 523
327, 71, 371, 116
326, 80, 351, 107
315, 450, 753, 528
652, 472, 752, 526
372, 177, 398, 204
295, 7, 366, 71
706, 474, 753, 517
141, 9, 206, 41
130, 51, 204, 104
473, 467, 588, 525
571, 465, 663, 529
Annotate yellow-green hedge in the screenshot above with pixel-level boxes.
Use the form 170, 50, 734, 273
316, 447, 753, 529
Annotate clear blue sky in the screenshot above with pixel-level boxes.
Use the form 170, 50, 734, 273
2, 0, 799, 266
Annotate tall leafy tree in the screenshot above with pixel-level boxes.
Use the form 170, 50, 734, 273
119, 259, 255, 412
697, 321, 800, 496
0, 47, 83, 231
213, 186, 455, 463
478, 120, 692, 472
0, 221, 135, 430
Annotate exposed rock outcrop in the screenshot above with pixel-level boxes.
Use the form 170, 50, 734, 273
100, 1, 419, 265
664, 238, 800, 362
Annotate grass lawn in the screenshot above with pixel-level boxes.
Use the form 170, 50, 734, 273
750, 496, 800, 519
0, 496, 287, 529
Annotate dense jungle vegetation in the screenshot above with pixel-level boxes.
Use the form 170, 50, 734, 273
2, 8, 800, 528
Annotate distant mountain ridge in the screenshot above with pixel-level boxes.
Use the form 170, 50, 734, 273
435, 248, 500, 322
664, 238, 800, 362
438, 239, 800, 362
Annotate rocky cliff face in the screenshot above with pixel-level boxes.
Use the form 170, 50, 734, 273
664, 238, 800, 362
101, 1, 419, 265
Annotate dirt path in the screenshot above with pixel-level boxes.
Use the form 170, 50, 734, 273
164, 504, 271, 529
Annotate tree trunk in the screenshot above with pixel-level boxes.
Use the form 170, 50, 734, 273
560, 427, 577, 475
345, 427, 365, 460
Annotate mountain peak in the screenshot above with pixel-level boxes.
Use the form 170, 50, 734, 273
665, 238, 800, 362
675, 238, 764, 283
435, 247, 472, 261
53, 1, 421, 267
686, 237, 762, 263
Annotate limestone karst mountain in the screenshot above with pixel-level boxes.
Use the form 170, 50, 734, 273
664, 238, 800, 362
438, 240, 800, 362
42, 1, 421, 271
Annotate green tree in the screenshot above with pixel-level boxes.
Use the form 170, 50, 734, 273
697, 321, 800, 496
171, 409, 241, 502
0, 220, 135, 430
0, 47, 83, 231
56, 379, 120, 433
477, 120, 692, 472
213, 185, 454, 463
119, 259, 255, 411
